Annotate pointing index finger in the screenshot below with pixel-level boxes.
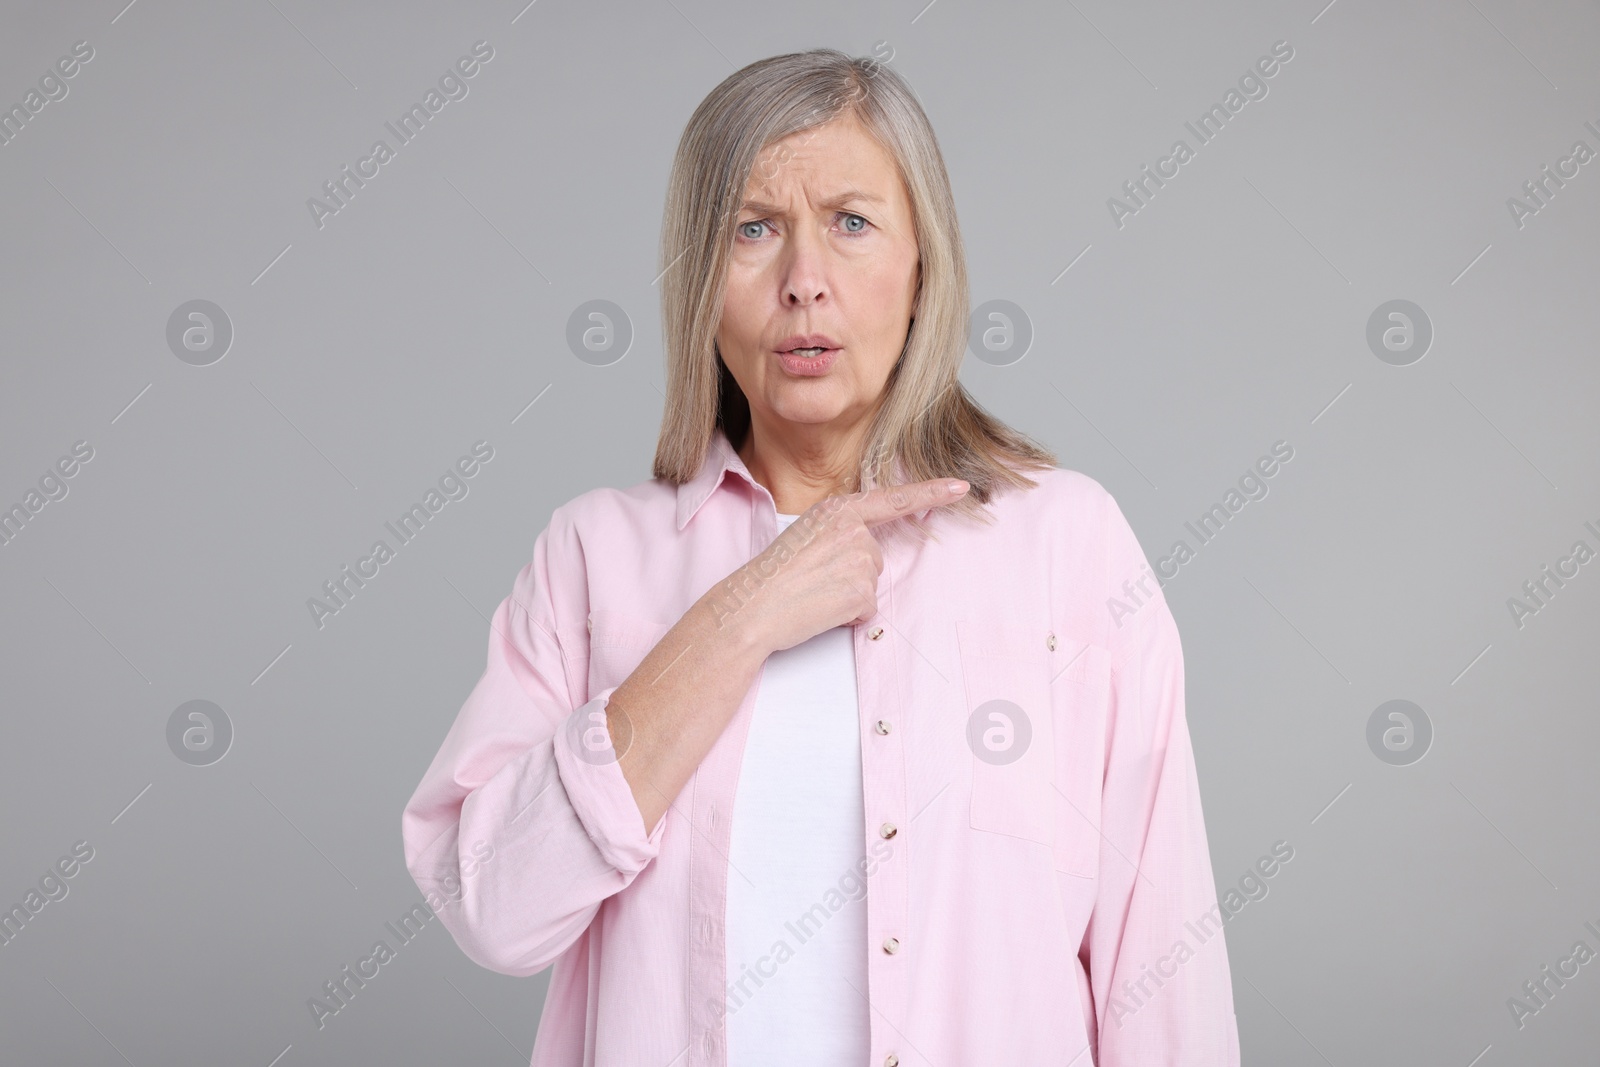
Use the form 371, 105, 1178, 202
854, 478, 970, 527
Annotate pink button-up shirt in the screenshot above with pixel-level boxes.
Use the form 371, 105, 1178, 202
401, 427, 1240, 1066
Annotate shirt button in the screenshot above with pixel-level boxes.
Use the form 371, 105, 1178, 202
1047, 631, 1056, 651
587, 616, 594, 634
880, 822, 897, 839
885, 1057, 899, 1067
874, 720, 891, 735
867, 625, 884, 640
882, 936, 900, 954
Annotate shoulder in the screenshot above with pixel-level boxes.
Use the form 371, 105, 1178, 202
538, 475, 675, 557
553, 477, 672, 526
517, 476, 673, 633
987, 463, 1119, 533
985, 464, 1153, 595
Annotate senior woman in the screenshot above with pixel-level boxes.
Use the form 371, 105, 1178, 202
402, 48, 1238, 1066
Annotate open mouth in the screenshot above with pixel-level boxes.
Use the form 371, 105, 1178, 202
775, 345, 839, 375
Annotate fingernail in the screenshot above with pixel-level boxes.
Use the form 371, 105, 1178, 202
948, 480, 969, 493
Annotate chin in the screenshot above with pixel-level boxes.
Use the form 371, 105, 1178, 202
767, 398, 850, 426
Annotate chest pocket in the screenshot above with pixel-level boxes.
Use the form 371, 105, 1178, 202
585, 609, 673, 700
958, 621, 1057, 852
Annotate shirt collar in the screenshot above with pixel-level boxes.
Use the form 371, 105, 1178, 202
674, 426, 934, 531
675, 427, 755, 531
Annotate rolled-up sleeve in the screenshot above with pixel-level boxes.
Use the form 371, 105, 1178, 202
1085, 493, 1240, 1064
400, 514, 666, 977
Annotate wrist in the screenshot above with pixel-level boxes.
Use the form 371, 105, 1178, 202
692, 578, 773, 662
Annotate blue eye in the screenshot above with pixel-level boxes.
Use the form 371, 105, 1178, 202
734, 212, 872, 242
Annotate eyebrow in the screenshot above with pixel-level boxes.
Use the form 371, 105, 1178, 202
739, 191, 886, 216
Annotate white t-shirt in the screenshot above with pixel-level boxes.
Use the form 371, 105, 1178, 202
724, 511, 870, 1063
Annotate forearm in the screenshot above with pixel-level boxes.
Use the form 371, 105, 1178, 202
610, 590, 772, 835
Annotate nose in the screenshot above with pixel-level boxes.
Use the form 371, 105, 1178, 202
780, 226, 829, 307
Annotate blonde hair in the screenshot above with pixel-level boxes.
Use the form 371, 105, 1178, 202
652, 47, 1056, 526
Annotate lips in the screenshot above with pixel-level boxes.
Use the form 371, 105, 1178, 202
775, 334, 842, 353
774, 344, 838, 376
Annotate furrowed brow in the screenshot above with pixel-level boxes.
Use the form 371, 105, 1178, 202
739, 191, 885, 216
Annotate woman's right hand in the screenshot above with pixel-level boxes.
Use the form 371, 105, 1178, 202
711, 478, 970, 655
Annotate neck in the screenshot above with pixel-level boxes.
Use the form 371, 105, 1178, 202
737, 418, 867, 515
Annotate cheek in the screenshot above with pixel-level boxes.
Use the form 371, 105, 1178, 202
855, 269, 915, 336
861, 246, 917, 301
719, 275, 762, 344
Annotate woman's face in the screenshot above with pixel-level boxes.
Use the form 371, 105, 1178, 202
717, 112, 921, 440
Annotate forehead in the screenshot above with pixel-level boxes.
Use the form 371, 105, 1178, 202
742, 114, 906, 206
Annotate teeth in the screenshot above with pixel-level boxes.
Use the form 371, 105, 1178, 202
789, 347, 827, 356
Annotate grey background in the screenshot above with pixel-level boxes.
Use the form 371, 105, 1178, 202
1, 0, 1596, 1063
